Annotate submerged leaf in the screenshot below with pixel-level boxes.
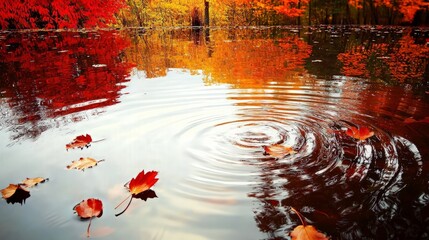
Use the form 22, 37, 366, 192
67, 157, 104, 171
345, 126, 374, 141
263, 144, 296, 158
290, 225, 329, 240
66, 134, 92, 150
73, 198, 103, 238
21, 177, 48, 188
74, 198, 103, 219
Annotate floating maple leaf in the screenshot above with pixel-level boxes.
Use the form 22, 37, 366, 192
289, 207, 329, 240
290, 225, 329, 240
115, 170, 158, 216
1, 184, 29, 201
263, 144, 296, 158
67, 157, 105, 171
73, 198, 103, 238
3, 185, 30, 205
21, 177, 48, 188
66, 134, 92, 150
345, 126, 374, 141
1, 178, 48, 204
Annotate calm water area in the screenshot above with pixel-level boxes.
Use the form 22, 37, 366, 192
1, 26, 429, 239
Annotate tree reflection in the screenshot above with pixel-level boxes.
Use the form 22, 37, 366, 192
0, 31, 133, 142
338, 30, 429, 84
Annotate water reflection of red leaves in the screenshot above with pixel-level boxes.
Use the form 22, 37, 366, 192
338, 34, 429, 83
115, 170, 159, 216
66, 134, 92, 150
0, 31, 134, 141
73, 198, 103, 238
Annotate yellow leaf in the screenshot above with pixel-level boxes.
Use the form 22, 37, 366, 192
290, 225, 329, 240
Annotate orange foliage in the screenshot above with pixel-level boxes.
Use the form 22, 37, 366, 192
338, 33, 428, 83
125, 30, 312, 88
386, 35, 429, 83
274, 0, 310, 17
204, 34, 312, 88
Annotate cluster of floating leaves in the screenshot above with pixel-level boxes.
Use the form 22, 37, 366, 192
1, 134, 159, 238
262, 125, 374, 239
2, 125, 373, 238
1, 177, 48, 204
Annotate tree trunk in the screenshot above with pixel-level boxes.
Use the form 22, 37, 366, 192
204, 0, 210, 26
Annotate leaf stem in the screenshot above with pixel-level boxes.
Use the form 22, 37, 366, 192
114, 194, 131, 209
290, 207, 307, 226
86, 217, 92, 238
115, 196, 133, 217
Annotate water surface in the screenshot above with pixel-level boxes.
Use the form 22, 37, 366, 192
1, 26, 429, 239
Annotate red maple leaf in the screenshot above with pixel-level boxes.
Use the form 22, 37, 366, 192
115, 170, 158, 216
73, 198, 103, 237
66, 134, 92, 150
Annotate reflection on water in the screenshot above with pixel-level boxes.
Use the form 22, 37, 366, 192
0, 30, 134, 143
0, 27, 429, 240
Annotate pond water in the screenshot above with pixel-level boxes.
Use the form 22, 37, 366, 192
0, 26, 429, 240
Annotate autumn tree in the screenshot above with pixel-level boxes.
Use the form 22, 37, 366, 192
0, 0, 126, 29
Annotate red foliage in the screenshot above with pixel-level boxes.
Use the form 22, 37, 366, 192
0, 0, 126, 29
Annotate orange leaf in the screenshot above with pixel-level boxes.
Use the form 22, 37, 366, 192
263, 144, 296, 158
1, 184, 30, 204
1, 184, 28, 199
73, 198, 103, 237
128, 170, 159, 196
345, 126, 374, 141
290, 225, 329, 240
66, 134, 92, 150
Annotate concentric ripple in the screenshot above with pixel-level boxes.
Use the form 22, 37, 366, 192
118, 69, 426, 238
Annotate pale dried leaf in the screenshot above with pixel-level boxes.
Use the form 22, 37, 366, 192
67, 157, 102, 171
21, 177, 48, 188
